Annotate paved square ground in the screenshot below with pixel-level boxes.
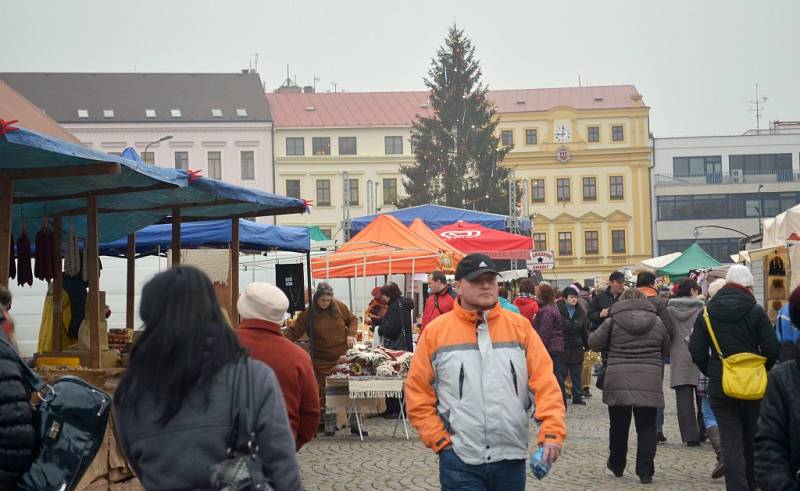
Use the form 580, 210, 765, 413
297, 368, 725, 490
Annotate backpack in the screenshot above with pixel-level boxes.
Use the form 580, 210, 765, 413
0, 337, 111, 490
433, 286, 457, 314
702, 307, 767, 400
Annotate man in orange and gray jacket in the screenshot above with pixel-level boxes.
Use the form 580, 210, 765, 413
406, 254, 566, 490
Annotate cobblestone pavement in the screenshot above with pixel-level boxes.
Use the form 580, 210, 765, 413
297, 368, 725, 490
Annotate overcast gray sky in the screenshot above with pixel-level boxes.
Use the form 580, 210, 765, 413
2, 0, 797, 137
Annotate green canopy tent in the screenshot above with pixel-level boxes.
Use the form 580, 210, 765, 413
308, 225, 331, 242
657, 242, 721, 278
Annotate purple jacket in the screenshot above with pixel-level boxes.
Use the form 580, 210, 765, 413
533, 303, 564, 353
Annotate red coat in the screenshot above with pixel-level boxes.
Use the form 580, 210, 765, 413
236, 319, 320, 451
421, 286, 457, 331
514, 296, 539, 326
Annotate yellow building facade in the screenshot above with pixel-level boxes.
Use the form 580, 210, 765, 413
499, 99, 652, 286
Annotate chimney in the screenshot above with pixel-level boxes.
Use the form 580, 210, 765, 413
303, 85, 315, 93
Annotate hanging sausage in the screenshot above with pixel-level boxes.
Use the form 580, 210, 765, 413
34, 217, 55, 282
8, 233, 15, 280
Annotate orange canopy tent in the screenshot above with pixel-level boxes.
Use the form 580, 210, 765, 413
311, 214, 460, 279
408, 218, 464, 259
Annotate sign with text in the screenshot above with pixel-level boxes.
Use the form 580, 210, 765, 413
527, 250, 555, 271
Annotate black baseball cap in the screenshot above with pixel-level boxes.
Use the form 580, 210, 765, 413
455, 254, 500, 281
608, 271, 625, 282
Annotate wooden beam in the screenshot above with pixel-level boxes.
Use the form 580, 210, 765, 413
154, 206, 308, 224
126, 233, 135, 330
13, 182, 176, 204
230, 218, 239, 325
0, 163, 121, 180
171, 208, 181, 266
52, 199, 244, 217
53, 216, 63, 352
86, 196, 100, 369
0, 179, 11, 288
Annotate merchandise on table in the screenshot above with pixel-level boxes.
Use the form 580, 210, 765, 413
329, 345, 413, 378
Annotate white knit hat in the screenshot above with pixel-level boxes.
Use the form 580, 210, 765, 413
726, 264, 754, 288
707, 278, 726, 298
237, 283, 289, 324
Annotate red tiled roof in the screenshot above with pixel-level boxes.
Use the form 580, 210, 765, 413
266, 85, 645, 128
0, 79, 79, 142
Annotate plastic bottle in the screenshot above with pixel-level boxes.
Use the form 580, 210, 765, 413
529, 446, 550, 480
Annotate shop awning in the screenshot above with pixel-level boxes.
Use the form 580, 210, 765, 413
351, 204, 531, 233
433, 221, 532, 260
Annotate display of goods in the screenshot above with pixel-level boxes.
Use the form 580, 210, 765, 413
329, 346, 413, 378
107, 329, 133, 350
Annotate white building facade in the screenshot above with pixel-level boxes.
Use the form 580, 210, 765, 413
652, 132, 800, 261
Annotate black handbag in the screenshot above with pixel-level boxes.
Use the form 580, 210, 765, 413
595, 320, 614, 391
208, 357, 274, 491
0, 338, 111, 491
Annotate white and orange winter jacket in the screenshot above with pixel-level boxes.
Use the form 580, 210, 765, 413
405, 299, 566, 465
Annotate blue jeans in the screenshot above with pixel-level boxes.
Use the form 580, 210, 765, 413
702, 396, 718, 429
438, 449, 526, 491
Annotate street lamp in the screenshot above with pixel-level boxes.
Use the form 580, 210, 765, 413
142, 135, 173, 163
757, 184, 765, 237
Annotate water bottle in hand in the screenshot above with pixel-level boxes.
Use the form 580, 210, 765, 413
529, 446, 550, 480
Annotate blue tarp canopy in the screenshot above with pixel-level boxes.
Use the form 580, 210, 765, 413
351, 204, 531, 233
2, 128, 189, 242
99, 219, 311, 256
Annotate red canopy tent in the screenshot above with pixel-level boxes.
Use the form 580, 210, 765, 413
434, 221, 533, 260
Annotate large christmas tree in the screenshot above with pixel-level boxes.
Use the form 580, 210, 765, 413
400, 25, 511, 212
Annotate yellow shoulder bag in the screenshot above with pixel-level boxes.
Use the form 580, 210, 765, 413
702, 307, 767, 400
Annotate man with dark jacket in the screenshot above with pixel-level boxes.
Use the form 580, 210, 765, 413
689, 265, 780, 491
0, 335, 36, 488
754, 285, 800, 490
236, 283, 320, 451
589, 272, 626, 331
558, 287, 589, 405
421, 271, 456, 332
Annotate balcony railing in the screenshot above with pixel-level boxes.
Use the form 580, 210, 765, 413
655, 170, 800, 187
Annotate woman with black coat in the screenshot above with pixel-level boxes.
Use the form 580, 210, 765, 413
0, 334, 36, 489
558, 286, 589, 405
372, 283, 414, 419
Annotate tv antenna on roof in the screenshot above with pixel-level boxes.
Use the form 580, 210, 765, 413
749, 83, 768, 134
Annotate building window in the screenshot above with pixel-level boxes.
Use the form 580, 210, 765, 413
211, 108, 223, 117
174, 151, 189, 170
103, 109, 114, 118
385, 136, 403, 155
587, 126, 600, 142
141, 151, 155, 164
558, 232, 573, 256
346, 178, 359, 206
659, 238, 741, 263
170, 108, 182, 118
312, 137, 331, 156
612, 230, 626, 254
530, 179, 545, 203
584, 231, 599, 255
501, 130, 514, 146
729, 153, 793, 179
609, 176, 624, 200
286, 137, 304, 156
532, 233, 547, 251
383, 178, 398, 205
319, 228, 332, 240
207, 151, 222, 180
656, 191, 800, 221
612, 125, 624, 142
145, 109, 156, 118
77, 109, 89, 118
316, 180, 331, 206
240, 151, 255, 180
673, 156, 723, 177
556, 178, 571, 202
525, 129, 537, 145
286, 179, 300, 199
338, 137, 357, 155
236, 108, 248, 117
582, 177, 597, 201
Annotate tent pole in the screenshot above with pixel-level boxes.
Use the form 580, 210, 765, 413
305, 250, 314, 364
171, 208, 181, 266
230, 218, 240, 326
126, 233, 135, 330
86, 196, 101, 369
53, 216, 63, 352
0, 179, 12, 288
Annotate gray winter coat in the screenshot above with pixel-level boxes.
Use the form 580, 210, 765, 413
666, 297, 704, 388
114, 359, 302, 491
588, 299, 670, 408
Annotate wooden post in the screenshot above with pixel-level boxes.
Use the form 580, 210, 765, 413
0, 179, 12, 288
86, 197, 101, 368
230, 218, 239, 325
53, 216, 63, 352
126, 233, 135, 330
171, 208, 181, 266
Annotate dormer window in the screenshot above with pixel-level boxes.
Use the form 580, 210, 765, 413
236, 108, 248, 117
211, 108, 223, 117
77, 109, 89, 118
103, 109, 114, 118
145, 109, 156, 118
170, 108, 182, 118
